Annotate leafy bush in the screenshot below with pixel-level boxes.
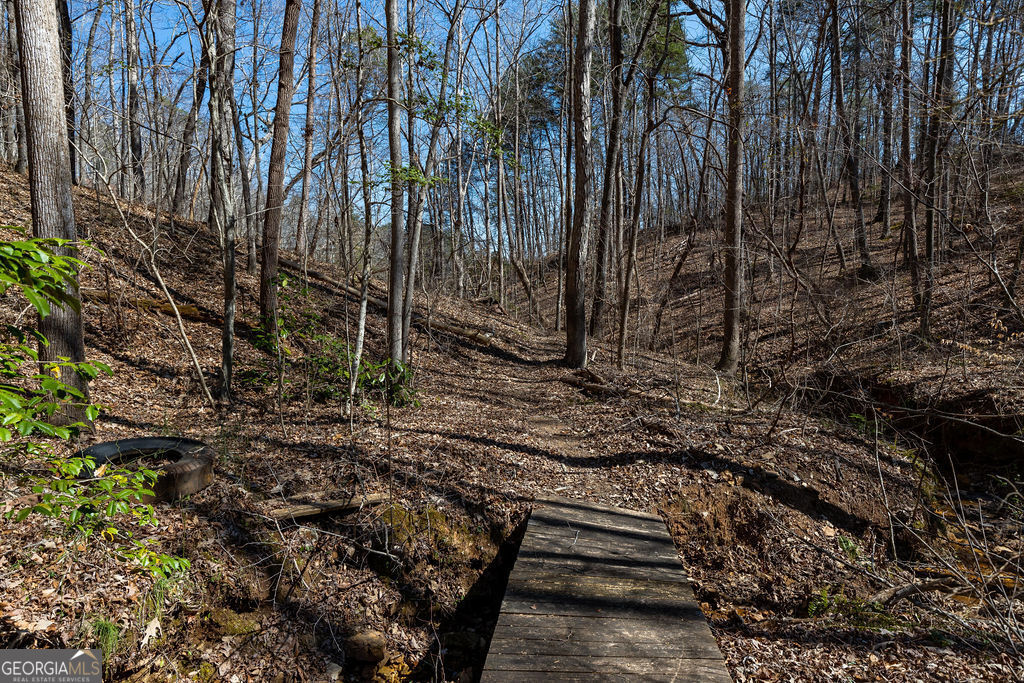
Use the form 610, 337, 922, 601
808, 587, 902, 629
1, 230, 187, 579
303, 334, 418, 407
248, 274, 418, 407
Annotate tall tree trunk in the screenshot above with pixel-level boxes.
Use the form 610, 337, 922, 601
401, 0, 465, 357
617, 76, 657, 367
716, 0, 745, 376
230, 88, 256, 274
564, 0, 595, 369
56, 0, 76, 185
7, 0, 28, 173
557, 0, 573, 332
206, 0, 237, 400
385, 0, 406, 367
901, 0, 920, 308
124, 0, 144, 198
589, 0, 623, 339
172, 53, 208, 217
14, 0, 89, 420
830, 0, 872, 273
295, 0, 321, 264
348, 0, 373, 413
920, 0, 954, 336
81, 5, 102, 187
260, 0, 302, 337
874, 18, 896, 235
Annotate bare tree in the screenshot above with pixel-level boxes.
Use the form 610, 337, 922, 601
124, 0, 144, 197
295, 0, 322, 265
171, 53, 208, 217
385, 0, 406, 366
205, 0, 238, 399
260, 0, 302, 337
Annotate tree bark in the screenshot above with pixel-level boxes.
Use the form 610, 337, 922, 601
385, 0, 406, 367
7, 0, 28, 174
56, 0, 76, 186
124, 0, 144, 198
920, 0, 954, 337
589, 0, 623, 339
206, 0, 237, 400
716, 0, 745, 376
901, 0, 920, 309
14, 0, 90, 419
295, 0, 321, 264
172, 53, 208, 217
874, 17, 896, 235
260, 0, 302, 337
564, 0, 596, 369
348, 0, 373, 412
829, 0, 873, 273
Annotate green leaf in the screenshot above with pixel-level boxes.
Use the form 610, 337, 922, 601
22, 288, 51, 317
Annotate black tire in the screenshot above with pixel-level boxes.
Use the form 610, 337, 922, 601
76, 437, 215, 501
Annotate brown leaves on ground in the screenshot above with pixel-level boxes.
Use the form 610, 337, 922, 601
1, 165, 1021, 680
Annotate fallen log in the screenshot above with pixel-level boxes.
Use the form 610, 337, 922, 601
561, 375, 623, 397
868, 578, 959, 606
269, 492, 388, 521
279, 258, 493, 346
82, 288, 205, 322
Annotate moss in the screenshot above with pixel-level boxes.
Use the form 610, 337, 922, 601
197, 661, 217, 682
208, 608, 260, 636
381, 504, 462, 551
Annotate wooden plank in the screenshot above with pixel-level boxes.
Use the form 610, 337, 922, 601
529, 506, 669, 533
482, 497, 732, 682
498, 597, 702, 620
518, 530, 679, 558
491, 612, 708, 633
530, 505, 669, 535
487, 634, 721, 659
509, 560, 690, 583
515, 540, 679, 567
483, 654, 733, 680
504, 574, 698, 603
524, 517, 675, 545
504, 574, 697, 599
523, 525, 672, 549
479, 672, 726, 683
534, 495, 663, 522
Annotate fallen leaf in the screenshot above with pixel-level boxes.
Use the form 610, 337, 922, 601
141, 617, 161, 648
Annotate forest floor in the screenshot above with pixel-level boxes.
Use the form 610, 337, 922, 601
0, 164, 1022, 682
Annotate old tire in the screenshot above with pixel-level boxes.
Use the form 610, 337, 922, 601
77, 437, 215, 501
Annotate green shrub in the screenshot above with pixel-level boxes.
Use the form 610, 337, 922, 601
0, 230, 187, 580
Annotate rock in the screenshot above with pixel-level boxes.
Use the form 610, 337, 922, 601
326, 662, 343, 681
346, 630, 387, 663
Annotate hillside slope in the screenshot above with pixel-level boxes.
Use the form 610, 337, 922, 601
0, 166, 1020, 681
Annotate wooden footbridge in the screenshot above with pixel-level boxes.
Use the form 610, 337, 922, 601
482, 496, 733, 681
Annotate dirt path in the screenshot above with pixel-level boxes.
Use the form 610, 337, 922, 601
393, 330, 639, 507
